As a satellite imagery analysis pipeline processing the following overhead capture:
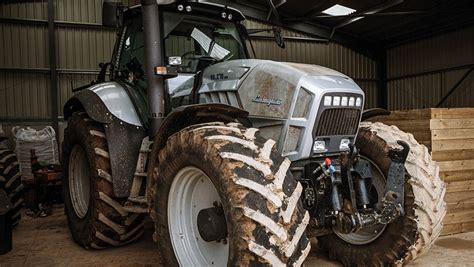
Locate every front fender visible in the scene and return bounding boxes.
[153,103,249,151]
[361,108,391,121]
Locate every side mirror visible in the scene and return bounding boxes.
[246,27,286,49]
[273,27,285,49]
[102,0,122,27]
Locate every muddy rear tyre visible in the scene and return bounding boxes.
[0,149,23,226]
[318,122,446,266]
[62,112,145,249]
[149,122,311,266]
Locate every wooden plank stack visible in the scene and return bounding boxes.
[370,108,474,236]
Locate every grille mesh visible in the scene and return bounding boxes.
[315,108,361,136]
[203,91,241,107]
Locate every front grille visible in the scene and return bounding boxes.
[315,108,361,136]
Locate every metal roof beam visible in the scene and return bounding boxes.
[385,16,474,47]
[209,0,380,59]
[314,8,474,19]
[329,0,404,38]
[300,0,341,21]
[360,0,467,40]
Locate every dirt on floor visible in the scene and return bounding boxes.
[1,205,474,267]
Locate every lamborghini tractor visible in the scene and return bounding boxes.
[61,0,446,265]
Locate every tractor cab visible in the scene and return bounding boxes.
[109,2,250,123]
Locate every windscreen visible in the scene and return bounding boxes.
[117,12,247,80]
[163,12,247,73]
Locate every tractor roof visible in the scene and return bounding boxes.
[128,1,246,22]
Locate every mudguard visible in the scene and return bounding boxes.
[63,82,142,126]
[64,82,145,198]
[153,103,249,152]
[361,108,391,121]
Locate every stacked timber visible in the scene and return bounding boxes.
[370,108,474,236]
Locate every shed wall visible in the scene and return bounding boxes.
[0,0,377,126]
[387,26,474,110]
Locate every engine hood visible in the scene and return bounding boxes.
[188,59,364,124]
[194,59,364,161]
[200,59,355,94]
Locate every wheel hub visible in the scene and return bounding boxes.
[197,206,228,242]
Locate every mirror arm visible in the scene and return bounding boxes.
[246,28,273,35]
[97,62,112,83]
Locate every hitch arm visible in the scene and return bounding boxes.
[374,140,410,224]
[332,141,411,233]
[384,140,410,206]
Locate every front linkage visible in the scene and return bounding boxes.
[303,141,410,235]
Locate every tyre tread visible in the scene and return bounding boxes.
[0,149,23,226]
[150,122,310,266]
[360,122,446,263]
[63,112,144,249]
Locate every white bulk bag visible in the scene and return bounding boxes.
[12,126,59,179]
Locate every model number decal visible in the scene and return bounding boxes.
[210,73,229,80]
[252,95,283,106]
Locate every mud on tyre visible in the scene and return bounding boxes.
[149,122,311,266]
[62,112,145,249]
[318,122,447,266]
[0,149,23,226]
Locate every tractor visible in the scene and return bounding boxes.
[61,0,446,265]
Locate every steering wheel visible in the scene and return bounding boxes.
[181,50,197,59]
[181,50,220,62]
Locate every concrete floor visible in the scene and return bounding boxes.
[1,206,474,267]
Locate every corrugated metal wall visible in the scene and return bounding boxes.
[0,0,139,124]
[0,0,377,125]
[387,26,474,110]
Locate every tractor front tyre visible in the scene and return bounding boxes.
[149,122,311,266]
[318,122,446,266]
[62,112,145,249]
[0,149,23,226]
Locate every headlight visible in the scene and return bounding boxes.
[339,139,351,151]
[323,95,361,107]
[349,97,355,106]
[324,96,332,106]
[313,140,327,153]
[341,96,348,106]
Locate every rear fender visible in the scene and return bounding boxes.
[63,82,145,198]
[63,82,142,126]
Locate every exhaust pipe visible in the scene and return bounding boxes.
[141,0,167,138]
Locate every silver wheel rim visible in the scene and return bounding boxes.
[69,145,91,219]
[334,156,388,245]
[168,166,229,266]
